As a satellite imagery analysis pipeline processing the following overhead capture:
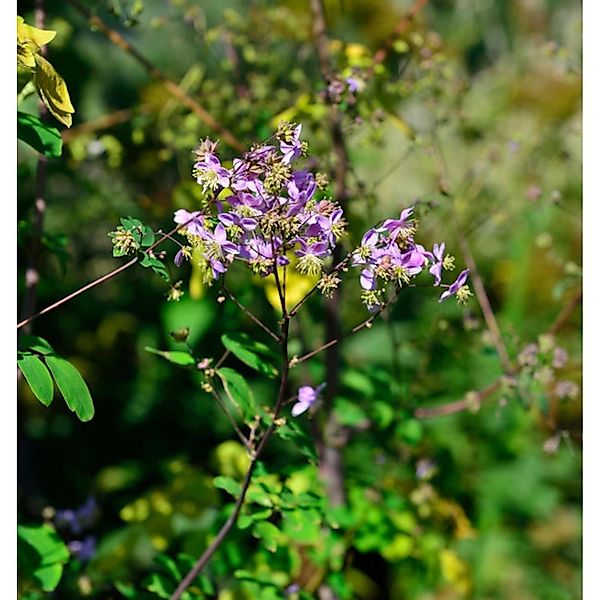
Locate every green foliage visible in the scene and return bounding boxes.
[216,367,257,422]
[17,1,581,599]
[17,524,70,593]
[17,111,62,158]
[18,335,94,422]
[221,332,279,378]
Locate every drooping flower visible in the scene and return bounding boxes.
[174,209,205,237]
[291,384,326,416]
[429,242,445,286]
[439,269,470,302]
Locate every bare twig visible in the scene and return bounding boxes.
[222,286,279,341]
[414,288,581,419]
[66,0,244,152]
[17,224,184,330]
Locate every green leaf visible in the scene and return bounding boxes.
[216,367,257,421]
[145,572,173,598]
[33,54,74,128]
[395,418,423,446]
[221,333,279,378]
[252,521,280,553]
[145,347,196,366]
[276,419,317,462]
[45,355,94,422]
[17,524,69,592]
[333,397,368,427]
[19,334,54,355]
[18,354,54,407]
[140,253,170,281]
[17,111,62,157]
[213,475,242,496]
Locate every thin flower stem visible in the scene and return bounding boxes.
[293,291,400,366]
[171,317,292,599]
[17,223,185,330]
[289,255,349,316]
[214,350,231,370]
[222,286,279,341]
[210,387,250,448]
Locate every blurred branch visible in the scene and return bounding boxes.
[19,0,49,336]
[61,105,151,143]
[457,232,514,374]
[372,0,430,65]
[310,0,351,510]
[414,288,581,419]
[66,0,244,152]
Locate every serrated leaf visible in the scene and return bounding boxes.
[216,367,256,421]
[17,111,62,158]
[213,475,242,496]
[18,354,54,407]
[145,347,196,366]
[33,54,74,128]
[221,333,278,378]
[45,356,94,422]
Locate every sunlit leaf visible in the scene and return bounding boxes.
[18,354,54,407]
[33,54,74,128]
[45,355,94,422]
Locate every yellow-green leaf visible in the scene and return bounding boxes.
[17,16,57,47]
[33,54,74,128]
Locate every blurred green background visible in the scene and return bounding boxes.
[17,1,581,598]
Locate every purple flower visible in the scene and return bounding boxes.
[55,497,97,536]
[381,206,414,242]
[291,384,325,416]
[345,77,361,93]
[439,269,470,302]
[195,155,231,191]
[202,223,239,278]
[174,209,205,237]
[429,242,445,285]
[280,124,303,165]
[218,211,258,231]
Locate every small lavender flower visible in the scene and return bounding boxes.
[429,242,445,286]
[195,154,231,192]
[280,124,303,165]
[439,269,470,302]
[291,384,325,416]
[174,209,205,237]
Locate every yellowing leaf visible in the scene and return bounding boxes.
[263,266,318,313]
[17,42,37,69]
[33,54,75,127]
[439,549,471,596]
[17,16,57,47]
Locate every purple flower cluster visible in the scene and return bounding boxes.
[352,207,470,310]
[173,122,470,309]
[173,123,346,286]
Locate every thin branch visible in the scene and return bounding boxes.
[17,224,184,330]
[61,106,150,143]
[222,286,279,341]
[414,288,582,419]
[66,0,244,152]
[210,387,249,448]
[171,317,292,599]
[372,0,430,66]
[457,232,514,374]
[293,291,399,366]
